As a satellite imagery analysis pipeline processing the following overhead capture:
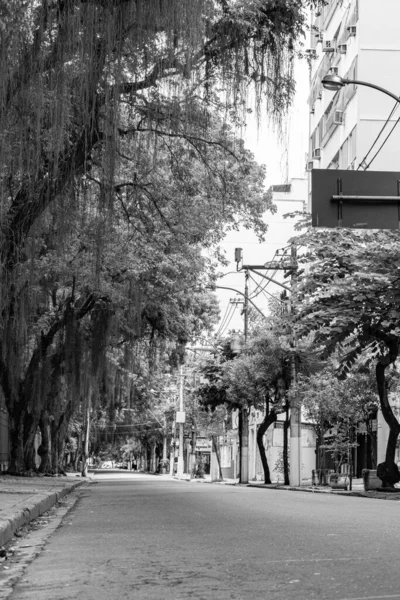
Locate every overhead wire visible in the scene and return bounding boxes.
[218,302,238,337]
[248,249,279,299]
[364,114,400,170]
[215,300,236,337]
[357,101,399,170]
[214,301,232,336]
[248,273,284,304]
[249,248,292,300]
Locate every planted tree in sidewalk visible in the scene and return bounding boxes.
[295,227,400,487]
[290,366,379,475]
[196,331,315,484]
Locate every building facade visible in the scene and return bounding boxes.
[308,0,400,197]
[308,0,400,474]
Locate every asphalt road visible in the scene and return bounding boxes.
[6,472,400,600]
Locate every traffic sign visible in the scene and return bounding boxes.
[312,169,400,229]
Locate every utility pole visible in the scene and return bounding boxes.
[289,243,302,487]
[234,248,292,485]
[176,365,185,478]
[169,417,176,476]
[240,269,250,484]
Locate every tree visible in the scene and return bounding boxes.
[196,330,315,484]
[290,366,379,474]
[295,227,400,487]
[0,0,320,473]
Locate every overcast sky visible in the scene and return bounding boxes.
[213,58,310,336]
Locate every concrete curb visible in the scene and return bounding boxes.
[247,484,347,494]
[0,480,85,547]
[246,483,400,500]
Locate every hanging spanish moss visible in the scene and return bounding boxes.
[0,0,317,472]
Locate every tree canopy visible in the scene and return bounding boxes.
[294,227,400,486]
[0,0,319,473]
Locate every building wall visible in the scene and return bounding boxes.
[308,0,400,182]
[308,0,400,467]
[248,417,317,483]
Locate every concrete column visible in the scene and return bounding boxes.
[177,366,185,478]
[240,409,249,483]
[290,405,302,486]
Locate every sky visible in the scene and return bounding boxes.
[213,58,310,336]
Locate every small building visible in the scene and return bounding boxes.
[248,409,317,484]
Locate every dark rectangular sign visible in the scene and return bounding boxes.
[312,169,400,229]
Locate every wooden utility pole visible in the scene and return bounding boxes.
[240,269,250,484]
[234,249,293,486]
[176,365,185,478]
[289,244,302,486]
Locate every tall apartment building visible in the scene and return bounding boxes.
[307,0,400,472]
[307,0,400,207]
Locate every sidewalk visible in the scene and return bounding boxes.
[0,473,88,547]
[195,475,400,500]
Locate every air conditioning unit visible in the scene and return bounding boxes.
[322,39,335,52]
[312,148,321,160]
[317,90,322,100]
[330,66,339,75]
[306,160,314,172]
[333,109,344,125]
[338,44,347,54]
[347,25,357,36]
[310,105,315,115]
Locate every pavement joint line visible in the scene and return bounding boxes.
[338,595,400,600]
[264,557,365,563]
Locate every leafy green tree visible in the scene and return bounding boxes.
[196,330,316,484]
[0,0,321,473]
[295,227,400,487]
[290,366,379,473]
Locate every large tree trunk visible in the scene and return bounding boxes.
[8,413,26,474]
[283,403,290,485]
[376,339,400,488]
[257,404,277,484]
[81,401,91,477]
[212,435,223,481]
[38,411,52,473]
[6,391,39,474]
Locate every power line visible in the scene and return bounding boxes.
[215,301,235,337]
[249,249,291,300]
[218,302,238,337]
[358,101,399,170]
[248,273,283,304]
[216,304,232,336]
[364,114,400,170]
[249,250,278,299]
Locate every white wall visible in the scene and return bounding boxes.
[249,421,316,483]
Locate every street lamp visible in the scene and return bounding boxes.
[321,74,400,104]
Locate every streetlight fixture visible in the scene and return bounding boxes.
[321,73,400,104]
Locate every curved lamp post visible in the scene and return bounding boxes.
[321,73,400,104]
